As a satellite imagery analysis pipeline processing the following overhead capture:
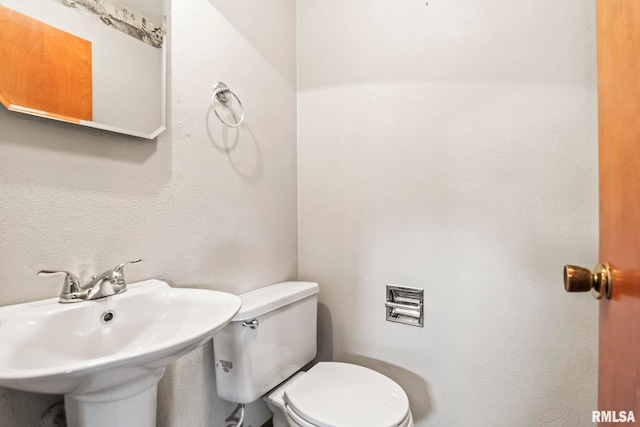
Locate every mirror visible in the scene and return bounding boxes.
[0,0,166,139]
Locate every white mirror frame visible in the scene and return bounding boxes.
[0,0,166,139]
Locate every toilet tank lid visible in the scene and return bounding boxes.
[232,281,319,321]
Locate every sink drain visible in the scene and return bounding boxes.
[101,310,116,324]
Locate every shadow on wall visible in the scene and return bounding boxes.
[206,106,264,184]
[0,106,158,162]
[315,303,335,363]
[0,388,62,426]
[315,303,432,423]
[296,2,596,91]
[0,103,171,196]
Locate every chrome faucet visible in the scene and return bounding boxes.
[38,259,142,303]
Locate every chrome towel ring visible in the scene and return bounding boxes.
[211,82,244,128]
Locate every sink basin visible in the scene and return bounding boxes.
[0,279,241,427]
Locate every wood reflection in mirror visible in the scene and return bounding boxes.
[0,4,92,123]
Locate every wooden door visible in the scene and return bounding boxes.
[597,0,640,423]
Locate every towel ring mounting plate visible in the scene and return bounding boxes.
[211,81,244,128]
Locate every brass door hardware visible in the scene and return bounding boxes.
[564,263,612,300]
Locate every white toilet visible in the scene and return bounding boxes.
[213,281,414,427]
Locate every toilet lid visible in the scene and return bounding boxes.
[283,362,410,427]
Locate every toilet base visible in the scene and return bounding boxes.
[264,372,306,427]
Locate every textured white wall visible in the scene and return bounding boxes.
[0,0,296,425]
[297,1,599,426]
[0,1,599,425]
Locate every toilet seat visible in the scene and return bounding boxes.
[285,405,322,427]
[282,362,410,427]
[285,404,413,427]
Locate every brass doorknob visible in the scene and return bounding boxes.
[563,263,612,299]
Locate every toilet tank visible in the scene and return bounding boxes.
[213,281,319,404]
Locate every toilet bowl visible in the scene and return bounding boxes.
[213,282,414,427]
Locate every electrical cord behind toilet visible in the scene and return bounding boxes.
[225,403,245,427]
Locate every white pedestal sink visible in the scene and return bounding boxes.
[0,279,241,427]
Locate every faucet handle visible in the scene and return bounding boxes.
[37,270,81,294]
[112,259,142,286]
[114,259,142,273]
